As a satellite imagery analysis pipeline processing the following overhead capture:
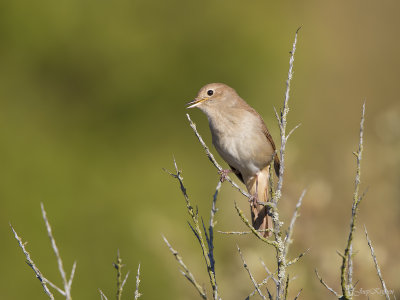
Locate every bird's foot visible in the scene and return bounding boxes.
[248,193,259,206]
[218,169,232,182]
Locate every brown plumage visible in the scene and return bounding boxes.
[187,83,280,237]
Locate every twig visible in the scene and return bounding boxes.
[69,261,77,290]
[237,245,266,300]
[270,26,301,299]
[284,189,307,256]
[247,274,274,299]
[340,102,366,298]
[10,225,56,300]
[274,26,301,197]
[293,288,303,300]
[41,202,72,300]
[286,123,302,141]
[162,236,207,299]
[364,226,391,300]
[217,230,253,235]
[99,289,109,300]
[234,201,278,247]
[113,250,132,300]
[315,269,340,297]
[260,259,278,286]
[286,248,310,267]
[134,263,142,300]
[164,159,219,299]
[121,271,130,290]
[217,230,271,235]
[207,180,222,293]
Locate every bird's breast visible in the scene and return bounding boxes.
[208,110,274,179]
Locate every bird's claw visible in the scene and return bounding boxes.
[249,193,259,206]
[218,169,232,182]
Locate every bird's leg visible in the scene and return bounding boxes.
[218,169,232,182]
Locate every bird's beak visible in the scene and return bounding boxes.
[186,97,209,109]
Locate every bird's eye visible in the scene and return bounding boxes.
[207,89,214,96]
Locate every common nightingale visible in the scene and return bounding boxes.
[187,83,280,238]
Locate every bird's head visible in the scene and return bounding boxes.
[186,83,239,113]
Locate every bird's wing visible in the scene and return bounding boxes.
[242,104,280,176]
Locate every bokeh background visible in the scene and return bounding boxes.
[1,0,399,299]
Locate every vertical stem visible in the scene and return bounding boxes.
[273,27,300,300]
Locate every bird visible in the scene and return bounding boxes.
[187,83,280,238]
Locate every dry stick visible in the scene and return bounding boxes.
[340,102,366,299]
[286,248,310,267]
[237,245,266,300]
[293,289,303,300]
[364,226,391,300]
[234,201,278,247]
[315,269,340,297]
[206,180,222,300]
[284,189,307,257]
[99,289,109,300]
[113,250,125,300]
[134,263,142,300]
[162,236,207,299]
[41,202,72,300]
[164,159,220,299]
[217,230,253,235]
[10,225,56,300]
[260,259,279,287]
[217,230,270,235]
[315,103,367,299]
[247,274,274,299]
[121,271,130,292]
[69,262,77,291]
[270,27,301,300]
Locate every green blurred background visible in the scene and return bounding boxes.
[1,0,399,299]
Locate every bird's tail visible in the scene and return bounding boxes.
[246,166,272,238]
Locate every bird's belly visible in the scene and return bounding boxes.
[213,131,270,178]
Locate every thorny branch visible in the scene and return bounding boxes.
[163,235,207,299]
[364,226,391,300]
[12,203,76,300]
[340,102,365,299]
[164,159,221,300]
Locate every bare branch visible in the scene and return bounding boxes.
[284,189,307,255]
[286,248,310,267]
[162,235,207,299]
[134,263,142,300]
[315,269,340,298]
[286,123,302,140]
[237,245,266,300]
[10,224,55,300]
[99,289,108,300]
[247,274,274,299]
[293,288,303,300]
[275,26,301,196]
[364,226,391,300]
[340,102,366,298]
[234,201,278,247]
[41,203,72,300]
[68,261,77,289]
[260,259,278,286]
[121,271,130,290]
[217,230,270,235]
